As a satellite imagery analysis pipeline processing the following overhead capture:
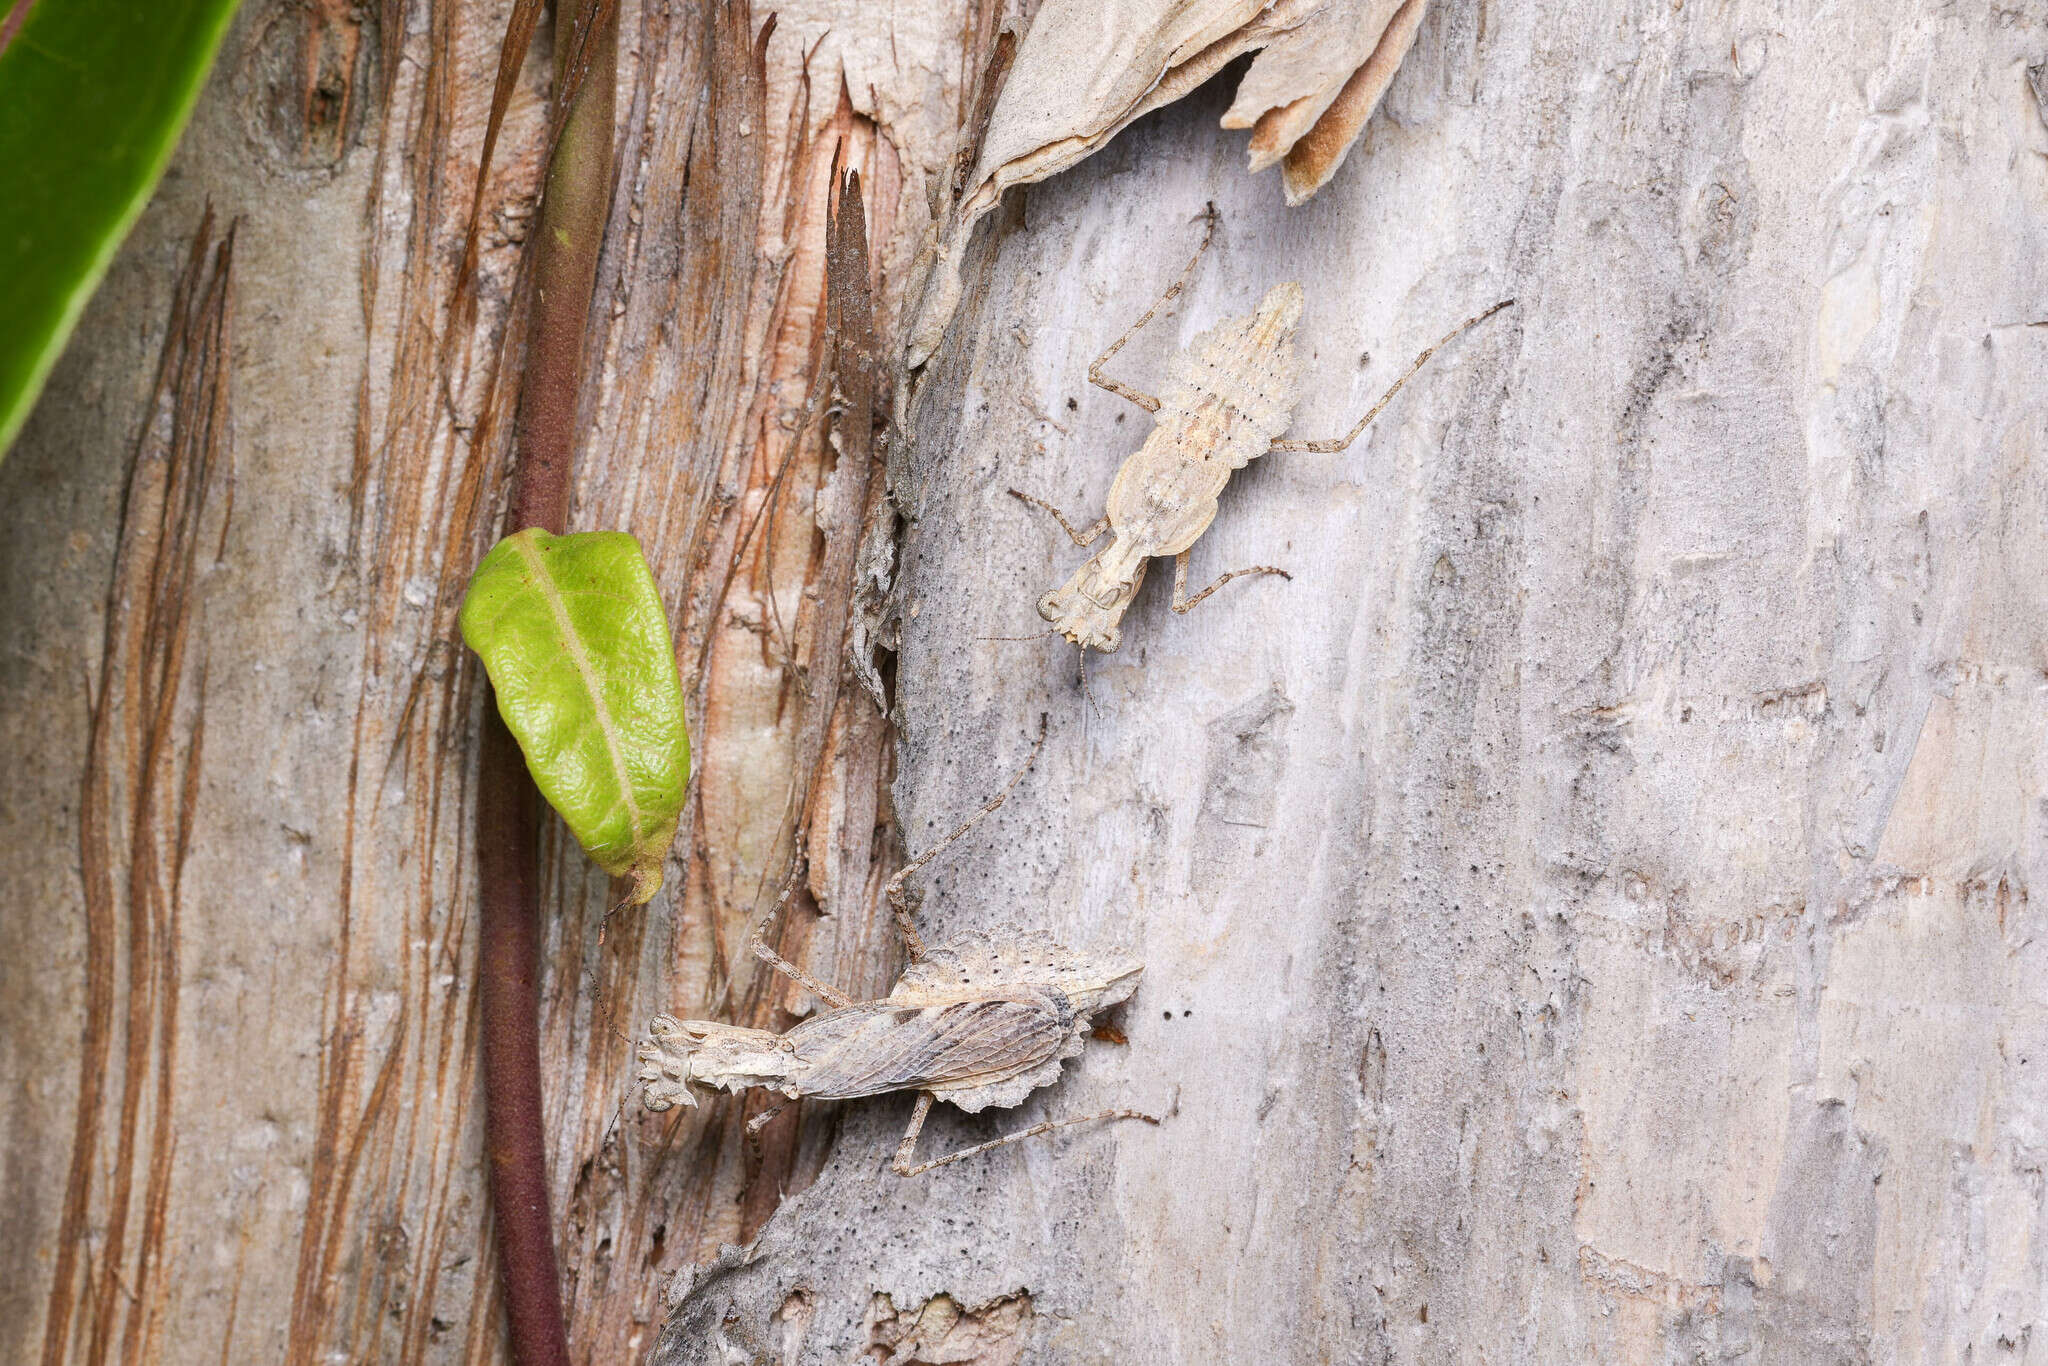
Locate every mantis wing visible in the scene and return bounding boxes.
[788,994,1070,1108]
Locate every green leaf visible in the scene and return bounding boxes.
[0,0,245,459]
[460,530,690,903]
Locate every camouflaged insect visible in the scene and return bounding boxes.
[637,729,1155,1176]
[1016,209,1512,653]
[643,931,1137,1104]
[640,935,1147,1176]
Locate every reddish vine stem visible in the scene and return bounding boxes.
[474,1,617,1362]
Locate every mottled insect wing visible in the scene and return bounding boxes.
[890,930,1142,1012]
[787,994,1070,1110]
[891,934,1060,1001]
[880,932,1145,1112]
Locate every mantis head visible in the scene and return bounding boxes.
[1037,540,1148,653]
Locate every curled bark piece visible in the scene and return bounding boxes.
[1225,0,1407,173]
[905,0,1427,368]
[1277,0,1427,203]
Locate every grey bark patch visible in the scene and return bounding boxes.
[1757,1101,1881,1363]
[1192,686,1295,892]
[1715,1255,1763,1361]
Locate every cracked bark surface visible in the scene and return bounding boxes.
[2,1,2045,1363]
[658,5,2048,1362]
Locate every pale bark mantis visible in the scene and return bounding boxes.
[1014,207,1514,652]
[636,727,1157,1175]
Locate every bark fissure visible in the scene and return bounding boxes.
[40,211,235,1366]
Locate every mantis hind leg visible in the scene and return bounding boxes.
[891,1091,1159,1177]
[1087,203,1219,414]
[1170,550,1291,614]
[749,850,856,1009]
[1272,298,1516,454]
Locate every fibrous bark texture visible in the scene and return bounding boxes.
[1,0,1006,1360]
[1,2,2044,1365]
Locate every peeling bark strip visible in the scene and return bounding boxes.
[41,210,235,1366]
[727,166,896,1236]
[647,59,916,1259]
[905,0,1430,367]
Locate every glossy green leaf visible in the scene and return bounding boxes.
[0,0,245,458]
[460,529,690,903]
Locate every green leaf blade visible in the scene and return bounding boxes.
[460,530,690,903]
[0,0,246,458]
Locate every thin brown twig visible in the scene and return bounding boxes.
[472,1,618,1363]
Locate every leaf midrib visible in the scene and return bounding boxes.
[515,534,647,852]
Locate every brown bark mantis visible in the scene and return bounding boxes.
[636,727,1157,1176]
[1013,207,1514,652]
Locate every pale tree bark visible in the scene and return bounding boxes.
[2,3,2045,1366]
[659,3,2048,1361]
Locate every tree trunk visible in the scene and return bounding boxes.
[4,2,2044,1365]
[1,0,994,1359]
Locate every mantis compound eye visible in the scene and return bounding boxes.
[1037,591,1060,623]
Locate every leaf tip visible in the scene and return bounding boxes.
[625,859,664,905]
